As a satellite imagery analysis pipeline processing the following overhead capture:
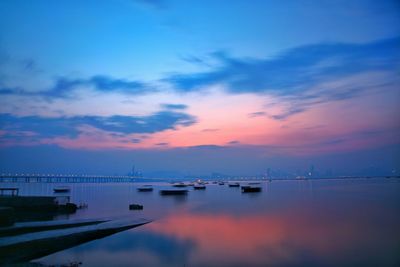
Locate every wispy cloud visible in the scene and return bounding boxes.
[269,107,306,121]
[228,140,240,145]
[165,37,400,120]
[0,75,153,99]
[179,55,212,67]
[167,37,399,95]
[0,110,197,145]
[155,142,169,146]
[248,111,266,118]
[161,103,188,110]
[50,75,150,97]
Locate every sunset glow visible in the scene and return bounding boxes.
[0,0,399,176]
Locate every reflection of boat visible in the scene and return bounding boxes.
[241,186,261,193]
[53,187,70,193]
[228,183,240,187]
[160,189,188,195]
[194,185,206,190]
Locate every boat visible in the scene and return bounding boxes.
[172,183,187,188]
[193,185,206,190]
[53,187,70,193]
[137,187,153,192]
[218,182,225,185]
[241,186,262,193]
[248,182,261,185]
[159,189,188,195]
[228,183,240,187]
[129,204,143,210]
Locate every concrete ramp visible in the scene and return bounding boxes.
[0,218,109,237]
[0,218,151,264]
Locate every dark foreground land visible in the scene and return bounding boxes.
[0,218,151,265]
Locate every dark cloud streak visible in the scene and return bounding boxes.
[0,110,197,142]
[0,75,154,99]
[161,103,188,110]
[167,37,399,95]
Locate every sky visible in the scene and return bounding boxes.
[0,0,399,177]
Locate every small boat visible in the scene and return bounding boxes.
[193,185,206,190]
[228,183,240,187]
[137,187,153,192]
[241,186,262,193]
[248,182,261,185]
[129,204,143,210]
[218,182,225,185]
[172,183,187,188]
[53,187,70,193]
[159,189,188,195]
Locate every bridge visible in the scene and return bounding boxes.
[0,173,136,183]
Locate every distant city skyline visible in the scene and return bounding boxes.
[0,0,399,176]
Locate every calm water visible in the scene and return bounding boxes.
[3,178,400,267]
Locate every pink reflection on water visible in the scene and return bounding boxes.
[146,207,397,266]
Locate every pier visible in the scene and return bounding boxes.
[0,173,136,183]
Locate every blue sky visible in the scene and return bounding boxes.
[0,0,399,176]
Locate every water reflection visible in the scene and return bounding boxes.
[146,209,399,267]
[159,194,188,204]
[12,179,398,267]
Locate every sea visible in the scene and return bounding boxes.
[2,178,399,267]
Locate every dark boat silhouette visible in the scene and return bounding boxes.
[137,186,153,192]
[172,183,187,188]
[159,189,188,195]
[53,187,70,193]
[241,186,261,193]
[193,185,206,190]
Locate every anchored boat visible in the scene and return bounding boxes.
[172,183,187,188]
[241,186,262,193]
[159,189,188,195]
[193,185,206,190]
[53,187,70,193]
[137,185,153,192]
